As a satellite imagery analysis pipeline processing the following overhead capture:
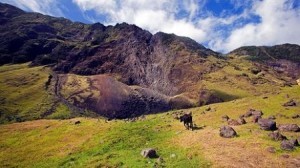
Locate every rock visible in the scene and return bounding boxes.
[281,154,290,158]
[257,119,277,131]
[141,148,158,158]
[74,121,81,125]
[222,115,229,121]
[268,115,276,120]
[244,109,254,117]
[268,131,287,141]
[237,118,246,125]
[252,110,263,117]
[281,140,295,151]
[291,114,300,119]
[219,126,237,138]
[283,99,297,107]
[244,109,263,118]
[228,119,240,126]
[290,139,299,146]
[266,146,276,153]
[252,115,262,123]
[278,124,300,132]
[206,106,211,111]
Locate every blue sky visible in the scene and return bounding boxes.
[1,0,300,52]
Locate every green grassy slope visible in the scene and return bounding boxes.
[0,63,75,124]
[0,86,299,167]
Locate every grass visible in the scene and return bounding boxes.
[0,85,299,167]
[0,63,82,123]
[0,59,300,167]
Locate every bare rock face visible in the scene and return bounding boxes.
[268,131,287,141]
[257,119,277,131]
[278,124,300,132]
[141,148,158,158]
[220,126,237,138]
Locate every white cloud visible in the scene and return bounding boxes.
[72,0,209,42]
[1,0,64,17]
[211,0,300,52]
[1,0,300,53]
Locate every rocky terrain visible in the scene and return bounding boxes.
[0,3,300,168]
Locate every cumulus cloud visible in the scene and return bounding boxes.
[211,0,300,52]
[1,0,64,17]
[72,0,209,42]
[1,0,299,53]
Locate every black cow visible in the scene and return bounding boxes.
[179,113,193,130]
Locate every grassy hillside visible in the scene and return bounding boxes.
[0,86,299,167]
[0,63,85,124]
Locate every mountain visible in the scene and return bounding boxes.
[228,44,300,79]
[0,3,300,120]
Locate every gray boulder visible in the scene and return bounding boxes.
[268,131,287,141]
[281,140,295,151]
[257,119,277,130]
[220,126,237,138]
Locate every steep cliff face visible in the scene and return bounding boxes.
[0,3,224,118]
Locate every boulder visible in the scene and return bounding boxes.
[290,139,299,146]
[283,99,297,107]
[252,110,263,117]
[252,115,262,123]
[244,109,263,117]
[281,140,295,151]
[222,115,229,121]
[237,118,246,125]
[268,131,287,141]
[228,119,240,126]
[257,119,277,131]
[219,126,237,138]
[278,124,300,132]
[141,148,158,158]
[244,110,253,117]
[266,146,276,153]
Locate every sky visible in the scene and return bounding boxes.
[1,0,300,53]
